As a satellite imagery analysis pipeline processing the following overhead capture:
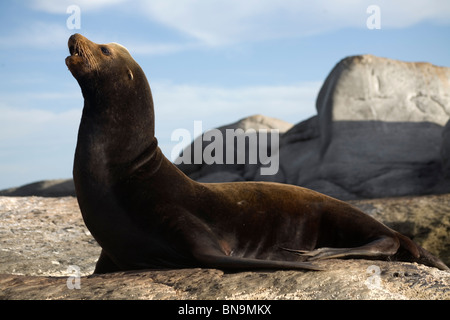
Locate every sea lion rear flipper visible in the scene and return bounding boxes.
[281,236,399,261]
[395,232,450,271]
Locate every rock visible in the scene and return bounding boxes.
[0,196,99,277]
[297,120,446,199]
[0,179,76,197]
[1,261,449,300]
[317,55,450,126]
[175,114,293,182]
[254,55,450,199]
[441,120,450,178]
[309,55,450,199]
[351,194,450,267]
[0,194,449,300]
[174,55,450,200]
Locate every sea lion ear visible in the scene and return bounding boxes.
[127,69,133,81]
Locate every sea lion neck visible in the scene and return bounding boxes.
[76,76,157,175]
[69,34,158,178]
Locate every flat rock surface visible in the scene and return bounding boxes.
[0,195,449,300]
[1,261,449,300]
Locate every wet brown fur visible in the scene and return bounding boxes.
[66,34,449,273]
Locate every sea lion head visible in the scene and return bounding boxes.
[65,33,142,98]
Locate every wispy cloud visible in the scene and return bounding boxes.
[153,81,321,124]
[30,0,128,14]
[25,0,450,55]
[137,0,450,46]
[29,0,450,50]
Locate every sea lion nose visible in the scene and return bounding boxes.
[69,33,84,41]
[68,33,91,49]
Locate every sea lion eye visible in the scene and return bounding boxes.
[101,47,111,56]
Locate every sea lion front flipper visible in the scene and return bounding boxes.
[281,236,400,261]
[93,249,122,274]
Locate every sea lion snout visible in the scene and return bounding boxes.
[67,33,86,57]
[66,33,99,75]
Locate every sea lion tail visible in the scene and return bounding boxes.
[395,232,449,271]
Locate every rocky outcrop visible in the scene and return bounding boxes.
[0,179,75,198]
[2,261,449,300]
[304,55,450,199]
[0,194,449,300]
[175,114,293,183]
[178,55,450,200]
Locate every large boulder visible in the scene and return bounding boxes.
[308,54,450,199]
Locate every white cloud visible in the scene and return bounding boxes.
[26,0,450,53]
[137,0,450,46]
[153,81,321,122]
[30,0,127,14]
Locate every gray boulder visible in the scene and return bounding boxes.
[175,114,293,182]
[308,54,450,199]
[441,120,450,178]
[0,179,76,197]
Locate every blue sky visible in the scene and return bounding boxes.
[0,0,449,190]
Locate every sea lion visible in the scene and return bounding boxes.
[66,33,449,273]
